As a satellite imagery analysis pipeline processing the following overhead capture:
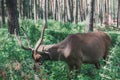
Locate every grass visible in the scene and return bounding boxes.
[0,19,120,80]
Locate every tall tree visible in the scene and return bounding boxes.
[34,0,37,21]
[67,0,74,22]
[85,0,95,32]
[117,0,120,27]
[79,0,84,21]
[74,0,78,24]
[104,0,110,28]
[99,0,104,25]
[53,0,58,20]
[6,0,19,34]
[43,0,48,27]
[23,0,26,18]
[63,0,67,23]
[1,0,5,26]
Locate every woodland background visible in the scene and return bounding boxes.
[0,0,120,80]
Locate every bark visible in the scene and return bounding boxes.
[74,0,78,24]
[6,0,19,34]
[18,0,22,17]
[104,0,109,28]
[117,0,120,27]
[99,0,103,25]
[29,0,32,18]
[43,0,48,27]
[67,0,73,22]
[34,0,37,21]
[85,0,95,32]
[79,0,84,21]
[63,0,67,23]
[1,0,5,26]
[23,0,26,18]
[58,0,61,21]
[53,0,58,20]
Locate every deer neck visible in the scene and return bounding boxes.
[44,44,65,61]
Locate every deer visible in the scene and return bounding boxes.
[14,25,111,78]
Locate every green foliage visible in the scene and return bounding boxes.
[0,20,120,80]
[99,33,120,80]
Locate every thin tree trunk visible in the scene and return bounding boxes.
[18,0,22,18]
[74,0,78,24]
[29,0,32,19]
[113,0,116,25]
[53,0,58,20]
[79,0,84,21]
[99,0,103,25]
[104,0,109,28]
[63,0,67,23]
[43,0,48,27]
[67,0,73,22]
[23,0,26,18]
[85,0,95,32]
[78,0,80,22]
[117,0,120,27]
[34,0,37,21]
[1,0,5,26]
[58,0,61,21]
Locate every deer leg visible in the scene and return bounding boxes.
[68,65,74,79]
[68,61,82,79]
[103,49,109,64]
[94,62,100,69]
[103,54,109,64]
[75,63,82,74]
[73,62,82,79]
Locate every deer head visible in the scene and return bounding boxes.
[14,25,49,65]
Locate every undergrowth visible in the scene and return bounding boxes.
[0,19,120,80]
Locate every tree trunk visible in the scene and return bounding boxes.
[104,0,109,28]
[117,0,120,27]
[67,0,73,22]
[18,0,21,18]
[74,0,78,24]
[1,0,5,26]
[23,0,27,19]
[79,0,84,21]
[43,0,48,27]
[6,0,19,34]
[58,0,61,21]
[85,0,95,32]
[53,0,58,20]
[63,0,67,23]
[113,0,116,25]
[29,0,32,19]
[99,0,103,26]
[34,0,37,21]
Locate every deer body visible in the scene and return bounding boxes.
[34,31,111,71]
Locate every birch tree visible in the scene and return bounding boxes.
[85,0,95,32]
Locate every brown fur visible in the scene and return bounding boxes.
[33,31,111,73]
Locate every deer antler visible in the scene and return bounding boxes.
[14,28,33,50]
[34,24,47,52]
[34,0,48,52]
[21,27,32,49]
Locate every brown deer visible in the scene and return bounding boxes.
[15,26,111,76]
